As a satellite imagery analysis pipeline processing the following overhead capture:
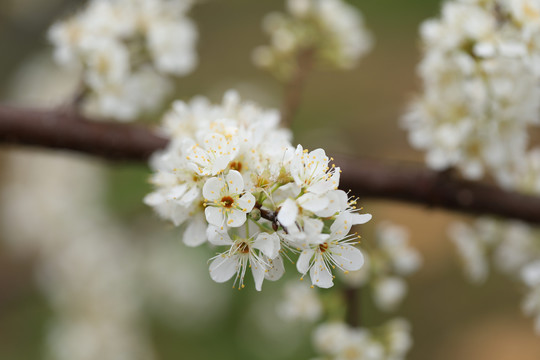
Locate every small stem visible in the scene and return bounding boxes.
[344,286,360,327]
[280,47,315,128]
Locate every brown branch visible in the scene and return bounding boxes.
[1,105,540,224]
[280,48,315,128]
[0,105,167,161]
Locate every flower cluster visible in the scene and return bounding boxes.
[449,218,539,283]
[145,90,371,290]
[312,319,413,360]
[252,0,373,80]
[48,0,197,120]
[341,222,422,312]
[402,0,540,188]
[449,217,540,333]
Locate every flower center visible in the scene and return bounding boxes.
[237,241,250,254]
[230,161,243,172]
[319,242,329,253]
[221,196,235,208]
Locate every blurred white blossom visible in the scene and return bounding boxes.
[521,261,540,335]
[312,318,413,360]
[403,0,540,188]
[449,217,540,334]
[341,222,421,312]
[276,281,323,322]
[48,0,198,121]
[253,0,373,80]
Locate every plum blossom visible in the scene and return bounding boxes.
[146,91,371,289]
[203,170,256,228]
[48,0,198,120]
[296,213,366,288]
[312,319,413,360]
[403,0,540,189]
[253,0,373,80]
[208,230,284,291]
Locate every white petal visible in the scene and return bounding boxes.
[237,192,256,213]
[226,208,247,227]
[310,148,328,165]
[265,256,285,281]
[205,206,225,227]
[297,249,315,274]
[166,184,188,200]
[330,212,353,238]
[277,198,298,227]
[331,245,365,271]
[298,193,329,212]
[180,186,200,206]
[250,255,265,291]
[209,254,238,283]
[203,177,225,201]
[226,170,244,194]
[314,190,348,217]
[253,232,281,259]
[310,256,333,288]
[183,214,207,247]
[206,225,233,245]
[144,192,164,206]
[303,218,324,237]
[212,155,232,175]
[351,213,372,225]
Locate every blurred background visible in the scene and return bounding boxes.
[0,0,539,359]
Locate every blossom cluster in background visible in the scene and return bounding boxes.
[403,0,540,188]
[252,0,373,80]
[341,222,422,312]
[449,218,540,334]
[145,90,372,290]
[48,0,198,120]
[312,319,412,360]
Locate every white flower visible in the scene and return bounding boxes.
[296,213,366,288]
[312,321,386,359]
[85,66,172,121]
[373,276,407,312]
[254,0,373,79]
[48,0,198,121]
[384,318,413,360]
[208,231,284,291]
[291,145,340,194]
[521,261,540,335]
[145,90,372,291]
[147,19,197,76]
[312,322,350,355]
[203,170,255,228]
[276,281,322,322]
[449,221,490,283]
[403,0,540,188]
[522,261,540,287]
[184,133,240,176]
[377,222,422,276]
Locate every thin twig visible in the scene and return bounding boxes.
[344,287,360,327]
[280,48,315,128]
